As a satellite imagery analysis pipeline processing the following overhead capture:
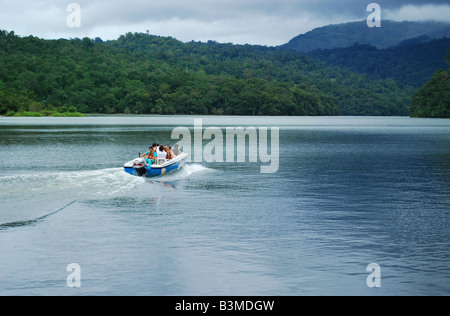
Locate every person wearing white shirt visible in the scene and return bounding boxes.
[157,145,167,160]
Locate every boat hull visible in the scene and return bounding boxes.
[124,153,188,178]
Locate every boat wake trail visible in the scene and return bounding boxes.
[149,163,214,183]
[184,164,213,176]
[0,168,145,225]
[0,200,77,231]
[0,165,211,226]
[0,168,145,199]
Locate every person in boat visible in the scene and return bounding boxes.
[169,146,176,158]
[152,143,159,158]
[173,144,181,156]
[141,147,152,158]
[141,143,159,158]
[145,148,156,165]
[157,145,167,160]
[164,146,174,160]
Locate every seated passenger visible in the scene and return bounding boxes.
[150,143,159,158]
[141,147,152,158]
[157,145,167,160]
[165,146,174,160]
[145,148,156,165]
[141,143,159,158]
[173,144,181,156]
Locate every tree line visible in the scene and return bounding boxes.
[0,30,416,117]
[410,52,450,118]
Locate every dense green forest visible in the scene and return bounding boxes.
[0,84,84,117]
[410,52,450,118]
[308,38,450,88]
[0,30,416,116]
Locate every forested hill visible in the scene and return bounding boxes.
[0,30,415,116]
[410,53,450,118]
[307,37,450,88]
[282,20,450,53]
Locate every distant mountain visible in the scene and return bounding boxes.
[282,20,450,53]
[307,37,450,88]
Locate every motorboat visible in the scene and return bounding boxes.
[124,152,188,178]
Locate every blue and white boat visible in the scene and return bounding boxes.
[124,152,188,178]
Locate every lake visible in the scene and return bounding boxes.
[0,115,449,296]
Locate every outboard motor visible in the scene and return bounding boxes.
[133,158,147,177]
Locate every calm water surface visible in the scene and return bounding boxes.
[0,116,449,295]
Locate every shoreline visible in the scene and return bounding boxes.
[1,112,448,119]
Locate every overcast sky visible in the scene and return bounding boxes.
[1,0,449,45]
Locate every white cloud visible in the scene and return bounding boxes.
[85,14,353,46]
[384,4,450,22]
[0,1,448,45]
